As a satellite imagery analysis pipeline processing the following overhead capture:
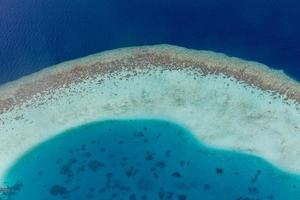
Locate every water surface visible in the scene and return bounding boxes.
[1,0,300,84]
[2,120,300,199]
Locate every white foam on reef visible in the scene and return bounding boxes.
[0,44,300,182]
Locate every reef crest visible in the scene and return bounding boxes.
[0,44,299,181]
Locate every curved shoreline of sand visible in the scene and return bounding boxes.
[0,44,300,181]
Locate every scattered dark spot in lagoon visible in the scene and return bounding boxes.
[2,119,300,199]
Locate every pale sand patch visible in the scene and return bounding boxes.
[0,44,299,182]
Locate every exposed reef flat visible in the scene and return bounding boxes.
[0,44,300,181]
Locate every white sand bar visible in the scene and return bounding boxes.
[0,45,300,181]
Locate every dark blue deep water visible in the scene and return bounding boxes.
[2,120,300,200]
[0,0,300,84]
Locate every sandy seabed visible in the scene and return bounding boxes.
[0,44,299,182]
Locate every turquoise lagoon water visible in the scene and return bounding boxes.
[2,119,300,200]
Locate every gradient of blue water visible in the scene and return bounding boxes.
[0,0,300,84]
[3,120,300,199]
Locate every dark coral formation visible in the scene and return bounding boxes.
[1,45,300,115]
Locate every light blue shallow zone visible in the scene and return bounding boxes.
[2,119,300,200]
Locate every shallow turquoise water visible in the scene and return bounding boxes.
[2,119,300,199]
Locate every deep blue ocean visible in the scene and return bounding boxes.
[0,0,300,84]
[3,120,300,200]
